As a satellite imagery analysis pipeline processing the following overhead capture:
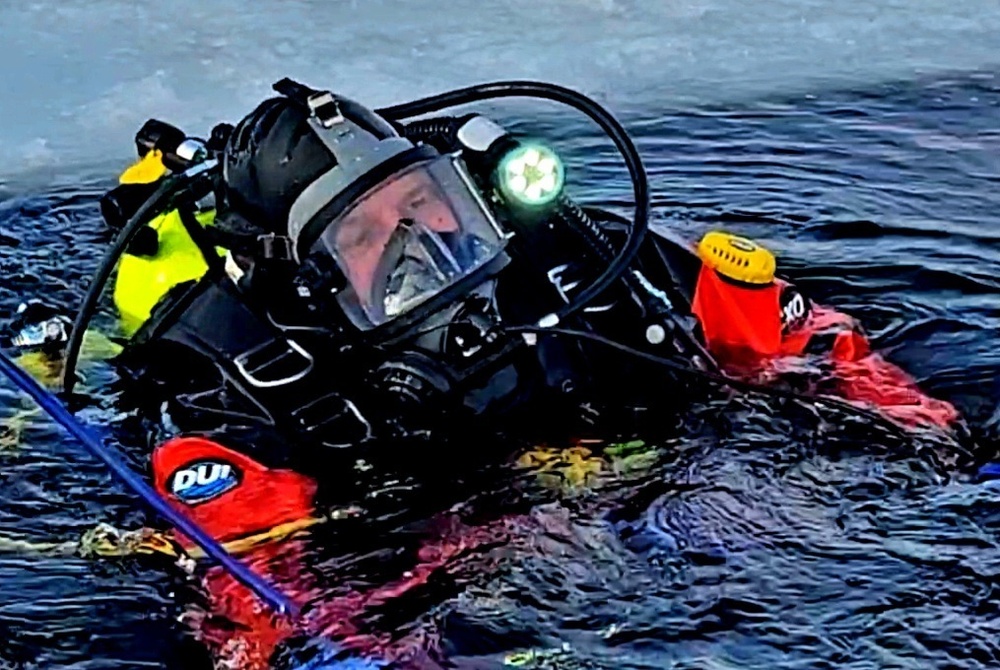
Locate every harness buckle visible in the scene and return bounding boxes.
[257,233,294,261]
[233,338,314,388]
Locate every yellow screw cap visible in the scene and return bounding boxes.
[696,231,776,285]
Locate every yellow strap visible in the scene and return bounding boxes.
[119,150,168,185]
[184,517,327,559]
[0,534,78,556]
[517,446,605,488]
[81,510,353,561]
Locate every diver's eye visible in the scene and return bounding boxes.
[399,183,432,212]
[339,225,376,256]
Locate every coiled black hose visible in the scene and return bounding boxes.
[397,116,469,143]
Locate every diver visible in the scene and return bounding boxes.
[10,76,960,669]
[75,78,709,466]
[58,77,957,465]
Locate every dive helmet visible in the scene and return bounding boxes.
[219,79,508,333]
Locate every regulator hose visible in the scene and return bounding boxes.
[505,324,974,463]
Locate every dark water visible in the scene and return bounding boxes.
[2,71,1000,669]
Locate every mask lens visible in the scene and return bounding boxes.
[315,157,506,329]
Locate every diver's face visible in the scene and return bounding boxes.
[334,169,460,302]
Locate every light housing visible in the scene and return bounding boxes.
[496,143,564,207]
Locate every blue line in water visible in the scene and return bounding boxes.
[0,349,299,617]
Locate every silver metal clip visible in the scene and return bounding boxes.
[257,232,294,260]
[307,91,344,128]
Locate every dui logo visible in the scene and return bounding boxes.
[168,460,241,504]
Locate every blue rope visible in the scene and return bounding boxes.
[0,349,298,617]
[286,638,387,669]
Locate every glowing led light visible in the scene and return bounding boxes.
[497,143,564,206]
